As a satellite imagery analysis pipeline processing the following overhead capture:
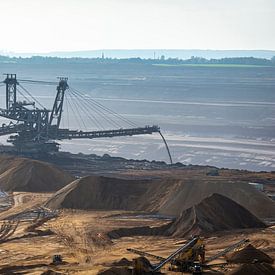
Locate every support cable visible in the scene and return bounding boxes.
[70,94,90,131]
[69,89,121,129]
[67,88,103,130]
[69,89,122,129]
[71,87,138,127]
[16,87,35,106]
[71,90,118,130]
[67,92,88,130]
[18,84,46,109]
[69,89,124,128]
[64,93,70,129]
[73,87,137,127]
[66,93,84,131]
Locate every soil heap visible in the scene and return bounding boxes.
[45,175,149,210]
[45,175,275,219]
[140,179,275,219]
[112,258,132,267]
[227,244,273,264]
[166,194,265,237]
[100,193,266,239]
[227,263,275,275]
[0,155,73,192]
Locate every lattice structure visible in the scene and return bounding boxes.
[0,74,172,162]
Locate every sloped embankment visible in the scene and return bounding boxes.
[45,175,149,210]
[107,194,266,239]
[226,244,273,264]
[140,179,275,219]
[45,175,275,220]
[165,193,266,238]
[227,263,275,275]
[0,155,74,192]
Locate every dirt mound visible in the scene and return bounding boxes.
[140,179,275,219]
[227,244,273,264]
[107,194,265,239]
[132,257,153,272]
[166,194,266,237]
[0,155,73,192]
[45,175,275,219]
[45,175,149,210]
[112,258,132,267]
[227,263,275,275]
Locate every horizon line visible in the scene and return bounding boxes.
[1,48,275,55]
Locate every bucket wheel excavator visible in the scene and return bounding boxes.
[0,74,171,159]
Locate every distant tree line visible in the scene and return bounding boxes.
[0,55,274,66]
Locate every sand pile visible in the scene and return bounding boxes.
[45,175,149,210]
[107,194,265,239]
[227,244,273,264]
[140,179,275,219]
[112,258,132,267]
[166,194,265,237]
[0,155,73,192]
[227,263,275,275]
[45,175,275,219]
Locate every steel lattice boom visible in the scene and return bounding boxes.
[0,74,162,155]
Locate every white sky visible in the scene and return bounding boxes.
[0,0,274,53]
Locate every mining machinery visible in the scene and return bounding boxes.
[128,237,249,274]
[0,74,163,155]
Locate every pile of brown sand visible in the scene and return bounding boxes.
[45,175,149,210]
[140,179,275,219]
[227,263,275,275]
[112,258,132,267]
[166,194,266,237]
[45,175,275,219]
[107,194,266,239]
[227,244,273,264]
[0,155,73,192]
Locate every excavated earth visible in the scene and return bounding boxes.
[44,175,150,210]
[227,263,275,275]
[0,154,274,274]
[0,155,74,192]
[165,194,266,238]
[45,175,275,220]
[107,193,266,239]
[226,244,274,264]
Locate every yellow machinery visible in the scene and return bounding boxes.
[128,237,249,274]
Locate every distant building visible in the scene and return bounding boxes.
[249,182,264,192]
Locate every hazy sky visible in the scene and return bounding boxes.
[0,0,274,53]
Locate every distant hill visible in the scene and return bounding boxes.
[0,54,274,66]
[2,49,275,59]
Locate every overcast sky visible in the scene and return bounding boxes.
[0,0,274,53]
